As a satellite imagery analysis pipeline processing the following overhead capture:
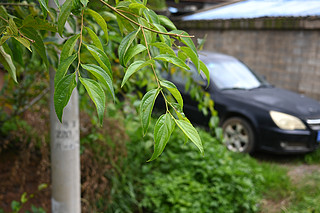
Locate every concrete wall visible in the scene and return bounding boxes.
[177,18,320,100]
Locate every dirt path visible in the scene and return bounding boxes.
[286,164,320,184]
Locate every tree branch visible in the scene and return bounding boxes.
[0,3,33,7]
[98,0,194,38]
[17,87,49,115]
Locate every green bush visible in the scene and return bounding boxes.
[107,117,264,213]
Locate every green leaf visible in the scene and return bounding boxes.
[180,46,200,71]
[148,113,175,161]
[85,27,103,50]
[159,15,177,30]
[123,44,147,66]
[153,24,171,47]
[54,73,77,122]
[54,54,77,87]
[140,88,161,135]
[58,0,73,36]
[115,14,125,36]
[118,30,139,67]
[0,36,10,46]
[143,9,159,24]
[84,44,112,78]
[37,0,49,15]
[0,27,6,36]
[86,8,109,42]
[22,16,56,32]
[38,183,48,191]
[160,80,183,110]
[0,46,17,83]
[138,18,154,44]
[13,37,32,52]
[116,1,131,8]
[60,34,80,62]
[150,42,175,56]
[10,38,24,66]
[8,18,18,36]
[129,2,148,11]
[81,64,115,101]
[80,77,106,125]
[0,6,9,20]
[121,60,154,87]
[154,54,190,70]
[54,0,60,9]
[200,60,210,87]
[177,50,188,62]
[21,192,28,204]
[11,201,21,211]
[80,0,89,7]
[175,119,204,154]
[100,11,117,21]
[170,30,198,57]
[20,27,49,68]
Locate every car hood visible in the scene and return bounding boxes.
[222,87,320,118]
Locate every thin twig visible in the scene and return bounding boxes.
[141,26,160,88]
[0,16,35,43]
[17,87,50,115]
[0,3,33,7]
[76,9,84,77]
[141,26,172,113]
[18,31,35,43]
[98,0,194,38]
[0,16,7,23]
[117,9,139,18]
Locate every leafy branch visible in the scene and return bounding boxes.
[0,0,209,161]
[98,0,194,38]
[0,16,35,44]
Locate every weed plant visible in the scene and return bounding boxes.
[304,148,320,164]
[106,116,265,213]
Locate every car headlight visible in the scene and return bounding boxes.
[269,111,306,130]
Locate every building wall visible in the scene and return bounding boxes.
[177,18,320,100]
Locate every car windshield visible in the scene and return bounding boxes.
[207,60,268,90]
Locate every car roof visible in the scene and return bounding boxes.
[198,51,239,64]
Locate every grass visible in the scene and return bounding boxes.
[284,170,320,213]
[304,148,320,164]
[251,150,320,213]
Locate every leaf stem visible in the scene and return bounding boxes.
[141,26,160,87]
[98,0,194,38]
[0,3,33,7]
[76,9,85,77]
[117,9,139,18]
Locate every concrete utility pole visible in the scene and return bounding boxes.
[49,0,81,212]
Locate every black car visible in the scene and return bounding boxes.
[163,51,320,153]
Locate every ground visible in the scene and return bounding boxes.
[0,149,51,212]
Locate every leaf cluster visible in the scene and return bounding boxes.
[0,0,212,160]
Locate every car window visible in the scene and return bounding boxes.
[207,60,263,90]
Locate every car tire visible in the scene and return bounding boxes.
[222,117,255,153]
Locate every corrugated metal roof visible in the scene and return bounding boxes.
[182,0,320,20]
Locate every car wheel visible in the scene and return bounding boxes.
[222,117,255,153]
